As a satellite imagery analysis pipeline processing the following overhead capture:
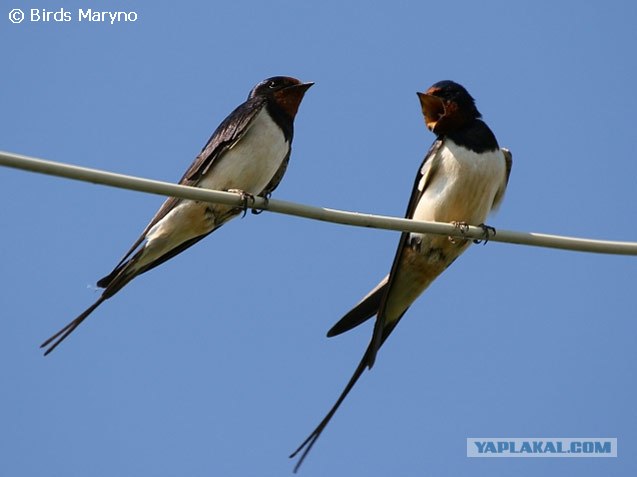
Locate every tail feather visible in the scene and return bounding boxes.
[42,231,214,356]
[289,346,370,472]
[40,296,107,356]
[41,264,137,356]
[290,321,399,471]
[326,278,387,338]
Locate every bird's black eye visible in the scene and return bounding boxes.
[268,81,278,89]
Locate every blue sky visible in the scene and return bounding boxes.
[2,1,636,476]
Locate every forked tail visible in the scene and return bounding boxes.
[289,345,371,472]
[40,296,106,356]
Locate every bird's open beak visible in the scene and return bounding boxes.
[417,92,446,132]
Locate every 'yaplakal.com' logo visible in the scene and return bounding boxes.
[467,438,617,458]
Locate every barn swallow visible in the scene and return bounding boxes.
[40,76,313,356]
[290,80,512,470]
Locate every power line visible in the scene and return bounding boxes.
[1,149,636,256]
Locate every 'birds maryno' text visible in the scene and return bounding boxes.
[27,8,138,24]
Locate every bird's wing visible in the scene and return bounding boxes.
[366,138,445,367]
[260,148,291,197]
[326,275,388,337]
[324,139,445,347]
[491,147,513,211]
[97,97,267,288]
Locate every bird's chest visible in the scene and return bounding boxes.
[414,143,505,225]
[198,109,289,194]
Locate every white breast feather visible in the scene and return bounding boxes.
[413,141,507,225]
[198,108,289,193]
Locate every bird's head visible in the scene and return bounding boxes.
[417,80,481,135]
[250,76,314,118]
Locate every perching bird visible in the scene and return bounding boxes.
[290,80,512,471]
[41,76,313,356]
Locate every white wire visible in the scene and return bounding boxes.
[1,149,636,256]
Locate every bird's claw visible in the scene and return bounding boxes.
[251,192,271,215]
[473,223,496,245]
[449,221,469,244]
[227,189,256,218]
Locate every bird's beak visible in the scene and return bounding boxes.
[417,92,446,132]
[289,81,314,92]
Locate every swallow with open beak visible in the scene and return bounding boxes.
[290,80,512,470]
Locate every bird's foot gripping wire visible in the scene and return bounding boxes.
[251,192,271,215]
[449,221,469,244]
[227,189,257,218]
[227,189,270,216]
[473,223,496,245]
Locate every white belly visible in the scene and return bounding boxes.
[198,107,289,194]
[136,108,289,271]
[382,141,507,323]
[413,142,506,225]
